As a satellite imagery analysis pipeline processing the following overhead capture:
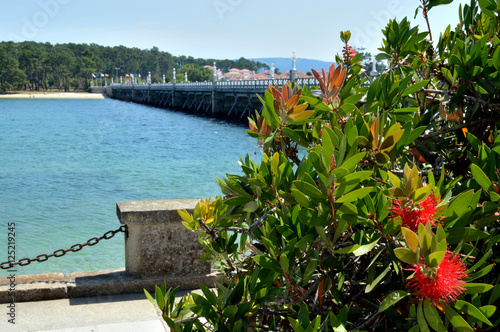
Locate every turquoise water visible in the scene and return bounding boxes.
[0,98,258,276]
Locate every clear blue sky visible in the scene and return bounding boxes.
[1,0,468,61]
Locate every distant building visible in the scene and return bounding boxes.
[212,66,311,81]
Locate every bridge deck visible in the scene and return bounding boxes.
[107,78,320,122]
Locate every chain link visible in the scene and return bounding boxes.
[0,225,126,270]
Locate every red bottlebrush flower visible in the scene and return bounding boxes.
[391,194,441,231]
[407,251,468,304]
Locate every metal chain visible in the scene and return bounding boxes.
[0,225,127,270]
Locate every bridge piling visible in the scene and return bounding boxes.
[103,78,318,122]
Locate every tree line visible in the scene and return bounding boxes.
[0,41,270,93]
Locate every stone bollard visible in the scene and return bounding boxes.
[116,199,211,278]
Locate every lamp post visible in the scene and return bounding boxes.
[115,67,120,80]
[290,51,297,81]
[370,55,379,77]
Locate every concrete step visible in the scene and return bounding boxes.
[1,293,170,332]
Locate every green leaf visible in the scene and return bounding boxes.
[387,171,401,188]
[493,46,500,71]
[479,305,496,318]
[463,283,494,294]
[378,290,410,312]
[380,129,405,152]
[335,186,373,203]
[200,284,217,307]
[155,286,166,311]
[253,255,281,271]
[468,264,494,281]
[401,227,420,253]
[144,289,156,306]
[224,196,253,206]
[417,302,431,332]
[292,188,314,208]
[375,151,390,164]
[366,264,391,293]
[394,247,418,264]
[423,299,446,331]
[323,126,339,161]
[335,171,373,196]
[455,300,493,326]
[329,312,348,332]
[279,253,289,273]
[442,304,474,332]
[222,305,238,318]
[412,185,431,204]
[288,317,305,332]
[387,187,406,199]
[420,228,432,257]
[471,164,493,193]
[292,180,325,199]
[290,110,315,122]
[406,126,427,145]
[298,303,310,329]
[469,249,492,272]
[333,239,379,256]
[177,209,194,224]
[338,152,366,171]
[445,190,475,219]
[425,251,446,268]
[402,80,429,97]
[303,259,319,284]
[355,239,380,257]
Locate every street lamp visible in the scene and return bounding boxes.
[115,67,120,81]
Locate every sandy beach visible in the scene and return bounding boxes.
[0,92,106,99]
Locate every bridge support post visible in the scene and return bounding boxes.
[116,199,211,278]
[212,76,217,117]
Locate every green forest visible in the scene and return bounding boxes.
[0,41,270,93]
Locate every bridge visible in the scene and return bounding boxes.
[104,77,319,122]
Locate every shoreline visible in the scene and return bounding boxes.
[0,92,106,99]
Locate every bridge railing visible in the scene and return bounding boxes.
[110,77,319,92]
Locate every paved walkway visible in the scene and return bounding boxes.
[0,291,198,332]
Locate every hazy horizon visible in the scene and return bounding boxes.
[1,0,468,62]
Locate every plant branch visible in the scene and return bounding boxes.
[349,311,382,332]
[418,88,500,111]
[383,54,411,75]
[416,120,482,141]
[422,0,433,41]
[216,207,277,236]
[197,218,218,241]
[291,274,327,305]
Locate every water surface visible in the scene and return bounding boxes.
[0,98,257,275]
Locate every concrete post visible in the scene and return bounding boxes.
[116,199,211,278]
[212,72,217,117]
[172,68,176,107]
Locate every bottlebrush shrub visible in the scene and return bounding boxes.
[146,1,499,330]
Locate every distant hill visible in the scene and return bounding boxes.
[250,57,333,74]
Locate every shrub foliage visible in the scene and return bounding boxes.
[147,1,499,330]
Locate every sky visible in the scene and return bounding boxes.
[0,0,469,62]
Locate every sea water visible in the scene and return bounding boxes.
[0,98,258,276]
